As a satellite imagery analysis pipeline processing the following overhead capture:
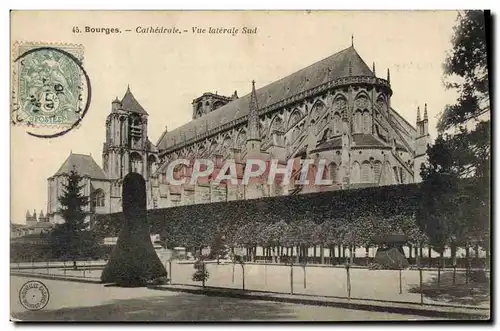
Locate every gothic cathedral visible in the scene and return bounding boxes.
[46,45,430,223]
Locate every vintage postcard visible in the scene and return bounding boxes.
[10,10,491,322]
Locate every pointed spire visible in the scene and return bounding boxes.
[40,210,44,217]
[351,34,354,47]
[387,68,391,83]
[121,85,148,114]
[348,60,353,76]
[372,62,376,76]
[250,80,258,111]
[231,90,239,100]
[424,103,428,120]
[33,209,37,220]
[417,106,421,122]
[26,210,31,218]
[247,80,260,142]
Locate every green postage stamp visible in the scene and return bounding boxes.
[11,42,87,130]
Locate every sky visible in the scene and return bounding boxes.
[10,10,461,223]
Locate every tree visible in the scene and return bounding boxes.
[50,168,94,269]
[420,10,490,263]
[259,220,288,263]
[439,11,490,134]
[101,173,167,286]
[210,231,228,264]
[280,219,316,288]
[234,222,267,262]
[424,10,490,179]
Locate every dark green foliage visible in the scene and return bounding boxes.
[419,10,490,257]
[93,214,121,239]
[371,247,409,270]
[101,173,167,286]
[143,183,421,245]
[210,232,228,262]
[422,126,490,179]
[259,220,289,248]
[100,224,168,286]
[425,10,490,181]
[439,10,489,133]
[192,259,209,282]
[95,179,483,256]
[417,174,489,254]
[11,242,114,263]
[49,169,99,264]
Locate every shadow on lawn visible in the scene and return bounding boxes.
[12,292,296,321]
[408,271,490,306]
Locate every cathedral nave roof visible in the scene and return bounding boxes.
[157,46,374,151]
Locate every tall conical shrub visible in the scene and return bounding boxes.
[101,173,167,286]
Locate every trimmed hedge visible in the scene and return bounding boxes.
[95,183,421,243]
[94,179,487,251]
[10,243,113,262]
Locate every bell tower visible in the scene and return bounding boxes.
[103,86,151,180]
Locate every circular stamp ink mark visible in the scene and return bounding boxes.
[12,44,92,139]
[19,280,50,311]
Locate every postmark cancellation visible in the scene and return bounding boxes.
[18,280,50,311]
[11,42,87,131]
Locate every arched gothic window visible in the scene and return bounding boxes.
[334,97,347,113]
[354,111,363,133]
[363,111,371,134]
[393,166,400,184]
[288,110,302,130]
[383,161,391,185]
[376,95,386,111]
[351,162,361,183]
[236,130,246,148]
[130,152,143,174]
[91,189,105,208]
[311,101,325,122]
[147,155,157,177]
[271,116,284,132]
[361,161,372,183]
[373,161,382,184]
[329,162,338,183]
[332,112,341,134]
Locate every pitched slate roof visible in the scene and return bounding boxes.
[121,86,148,115]
[158,46,374,151]
[53,153,107,180]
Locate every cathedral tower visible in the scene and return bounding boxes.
[103,86,152,180]
[192,92,235,119]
